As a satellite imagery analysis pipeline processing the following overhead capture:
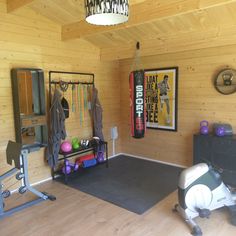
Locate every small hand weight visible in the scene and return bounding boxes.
[200,120,209,135]
[215,126,225,137]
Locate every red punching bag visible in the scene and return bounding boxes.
[129,70,146,138]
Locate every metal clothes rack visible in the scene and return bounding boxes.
[48,70,94,106]
[48,71,108,182]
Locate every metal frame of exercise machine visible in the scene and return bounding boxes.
[0,141,56,220]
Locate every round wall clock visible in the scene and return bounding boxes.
[215,68,236,95]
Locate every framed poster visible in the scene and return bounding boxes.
[145,67,178,131]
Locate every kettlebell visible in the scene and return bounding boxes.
[200,120,209,135]
[72,137,80,150]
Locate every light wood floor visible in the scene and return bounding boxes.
[0,181,235,236]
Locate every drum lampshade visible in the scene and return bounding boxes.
[84,0,129,26]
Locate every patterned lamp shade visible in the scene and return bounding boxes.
[84,0,129,26]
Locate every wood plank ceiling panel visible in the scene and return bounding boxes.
[15,0,236,58]
[83,2,236,50]
[29,0,85,25]
[28,0,145,25]
[7,0,34,12]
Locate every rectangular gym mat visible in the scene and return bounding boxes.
[56,155,183,214]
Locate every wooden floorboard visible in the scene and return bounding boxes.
[0,180,235,236]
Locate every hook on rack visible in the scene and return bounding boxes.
[59,80,69,92]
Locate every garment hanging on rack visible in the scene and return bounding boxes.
[91,87,104,141]
[61,97,69,119]
[77,84,82,125]
[71,84,76,112]
[46,89,66,168]
[84,85,87,110]
[58,80,70,119]
[81,85,85,123]
[87,85,92,110]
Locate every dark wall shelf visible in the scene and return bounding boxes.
[193,134,236,187]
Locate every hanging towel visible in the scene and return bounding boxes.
[72,84,76,112]
[78,84,82,125]
[46,89,66,168]
[81,85,85,123]
[90,87,104,141]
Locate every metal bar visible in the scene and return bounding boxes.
[49,70,52,107]
[0,180,4,214]
[0,198,45,220]
[20,152,25,188]
[49,70,94,78]
[58,147,94,160]
[0,168,18,181]
[49,70,94,88]
[105,142,108,168]
[21,150,48,200]
[50,81,93,85]
[51,167,55,180]
[64,159,68,185]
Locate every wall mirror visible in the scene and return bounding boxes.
[11,68,47,147]
[214,68,236,95]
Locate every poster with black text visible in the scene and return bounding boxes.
[145,67,178,131]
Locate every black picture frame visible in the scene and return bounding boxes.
[145,67,178,131]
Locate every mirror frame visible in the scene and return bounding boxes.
[11,68,47,147]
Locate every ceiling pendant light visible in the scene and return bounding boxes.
[84,0,129,26]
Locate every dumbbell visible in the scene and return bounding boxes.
[62,159,79,174]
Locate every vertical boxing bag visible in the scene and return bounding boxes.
[129,70,146,138]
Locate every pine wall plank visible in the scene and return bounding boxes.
[0,1,121,189]
[2,0,236,187]
[119,45,236,167]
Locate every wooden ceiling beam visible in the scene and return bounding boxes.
[100,25,236,61]
[62,0,236,40]
[7,0,35,13]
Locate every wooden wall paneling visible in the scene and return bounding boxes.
[0,6,97,54]
[119,45,236,167]
[0,1,121,187]
[3,0,236,182]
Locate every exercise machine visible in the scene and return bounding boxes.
[0,141,56,220]
[174,163,236,236]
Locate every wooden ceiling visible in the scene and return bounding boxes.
[29,0,146,25]
[6,0,236,60]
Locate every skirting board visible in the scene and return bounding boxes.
[10,176,53,194]
[11,153,186,193]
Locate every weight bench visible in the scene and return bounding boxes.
[0,141,56,220]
